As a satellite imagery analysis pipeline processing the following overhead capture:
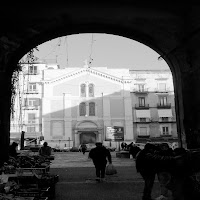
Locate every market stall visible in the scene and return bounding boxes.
[0,152,58,200]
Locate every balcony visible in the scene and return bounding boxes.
[158,117,176,123]
[28,120,36,124]
[23,106,39,110]
[157,103,171,109]
[154,88,169,93]
[160,133,172,137]
[135,118,151,123]
[24,70,40,75]
[135,103,149,109]
[132,88,149,94]
[24,90,39,94]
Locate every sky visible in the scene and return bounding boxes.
[30,33,169,70]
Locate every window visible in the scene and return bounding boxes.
[24,98,39,107]
[139,127,148,136]
[140,118,146,122]
[29,65,38,74]
[159,96,167,106]
[80,84,86,97]
[79,102,86,116]
[139,97,145,107]
[158,83,166,91]
[28,99,35,106]
[28,113,36,124]
[138,84,145,92]
[88,83,94,97]
[89,102,95,116]
[162,126,169,135]
[27,126,36,132]
[28,83,37,92]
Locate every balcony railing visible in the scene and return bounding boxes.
[23,106,39,110]
[23,121,39,125]
[24,71,40,75]
[154,88,169,93]
[157,103,171,109]
[132,88,149,94]
[24,90,39,94]
[135,118,151,123]
[160,133,172,137]
[135,103,149,109]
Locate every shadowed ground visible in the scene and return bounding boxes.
[49,152,173,200]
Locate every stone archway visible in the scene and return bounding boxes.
[75,121,101,146]
[1,3,200,162]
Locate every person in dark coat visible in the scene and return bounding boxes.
[155,143,174,200]
[135,143,159,200]
[129,143,141,159]
[9,142,19,158]
[89,142,112,182]
[39,142,52,157]
[138,145,188,200]
[80,144,87,155]
[121,142,125,150]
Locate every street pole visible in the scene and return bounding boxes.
[68,137,70,148]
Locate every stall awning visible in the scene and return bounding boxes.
[136,110,151,118]
[158,109,172,117]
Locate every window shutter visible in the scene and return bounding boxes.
[28,113,35,120]
[33,98,40,106]
[89,84,94,97]
[89,102,95,116]
[79,103,86,116]
[80,84,86,97]
[24,99,28,106]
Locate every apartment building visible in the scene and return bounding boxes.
[130,70,177,143]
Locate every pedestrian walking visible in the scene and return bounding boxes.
[135,143,158,200]
[155,143,174,200]
[88,142,112,182]
[80,144,87,155]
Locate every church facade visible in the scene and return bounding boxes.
[10,62,177,148]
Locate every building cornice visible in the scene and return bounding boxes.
[43,68,132,84]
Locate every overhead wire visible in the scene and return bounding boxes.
[55,37,62,64]
[38,38,61,62]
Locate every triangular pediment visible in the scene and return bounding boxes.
[43,67,132,85]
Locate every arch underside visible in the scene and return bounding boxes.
[1,3,200,158]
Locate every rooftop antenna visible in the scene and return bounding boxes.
[88,34,95,67]
[65,36,69,68]
[55,55,58,63]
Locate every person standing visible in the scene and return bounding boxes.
[9,142,19,158]
[89,142,112,182]
[121,142,125,150]
[80,144,87,155]
[129,143,141,159]
[39,142,52,157]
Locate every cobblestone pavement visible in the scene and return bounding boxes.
[51,151,135,168]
